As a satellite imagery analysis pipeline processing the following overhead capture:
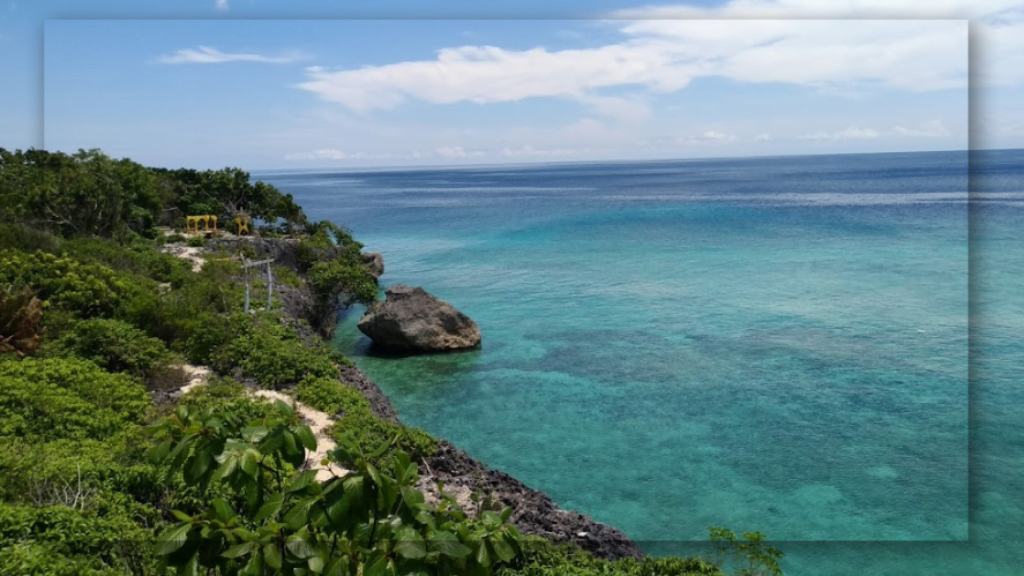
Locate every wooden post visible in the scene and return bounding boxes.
[266,264,273,310]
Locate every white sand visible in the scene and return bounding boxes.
[159,244,206,272]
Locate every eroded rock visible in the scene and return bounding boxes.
[357,285,481,352]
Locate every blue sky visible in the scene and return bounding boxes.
[2,1,1022,169]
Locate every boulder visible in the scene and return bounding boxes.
[357,285,480,352]
[362,252,384,280]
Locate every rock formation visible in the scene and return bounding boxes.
[362,252,385,280]
[357,285,480,352]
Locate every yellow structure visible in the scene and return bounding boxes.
[185,215,219,235]
[234,216,251,235]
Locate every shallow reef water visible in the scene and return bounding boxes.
[257,149,1024,575]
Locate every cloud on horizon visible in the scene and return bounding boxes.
[798,121,951,141]
[158,46,305,65]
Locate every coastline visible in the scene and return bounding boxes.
[208,236,644,560]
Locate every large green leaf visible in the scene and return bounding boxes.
[254,494,285,521]
[363,553,389,576]
[263,543,283,570]
[242,424,269,443]
[211,498,235,522]
[393,528,426,560]
[295,424,317,451]
[221,541,255,559]
[474,541,490,567]
[491,538,516,563]
[286,536,316,559]
[288,469,319,493]
[209,454,238,484]
[239,448,259,477]
[430,531,471,559]
[155,523,192,555]
[147,440,171,464]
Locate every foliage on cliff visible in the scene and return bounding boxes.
[147,401,520,576]
[0,148,779,576]
[0,147,307,238]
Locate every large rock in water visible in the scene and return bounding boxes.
[357,285,481,352]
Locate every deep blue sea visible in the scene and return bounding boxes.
[256,149,1024,575]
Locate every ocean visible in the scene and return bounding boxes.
[255,149,1023,575]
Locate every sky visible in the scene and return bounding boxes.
[0,1,1021,170]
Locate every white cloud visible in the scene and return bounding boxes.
[799,126,881,141]
[284,149,356,160]
[158,46,304,65]
[500,145,582,157]
[435,146,484,159]
[215,0,229,11]
[891,120,950,138]
[798,121,950,141]
[294,19,966,113]
[755,133,772,141]
[610,0,1023,87]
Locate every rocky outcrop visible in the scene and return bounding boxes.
[419,441,643,561]
[338,364,399,422]
[362,252,384,280]
[357,285,481,352]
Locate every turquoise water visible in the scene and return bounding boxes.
[257,150,1024,574]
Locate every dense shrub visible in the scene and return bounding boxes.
[0,223,61,254]
[62,237,191,286]
[212,313,338,388]
[0,250,140,318]
[177,376,279,424]
[0,540,121,576]
[46,317,173,380]
[1,147,309,239]
[0,358,150,442]
[146,401,518,576]
[296,376,438,465]
[497,537,724,576]
[0,503,153,574]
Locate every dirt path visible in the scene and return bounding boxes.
[174,364,348,482]
[159,244,206,272]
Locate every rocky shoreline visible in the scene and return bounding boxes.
[210,236,644,560]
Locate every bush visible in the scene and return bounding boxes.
[0,503,153,574]
[185,235,206,248]
[497,536,724,576]
[146,401,518,576]
[177,376,279,424]
[62,237,191,286]
[212,313,338,389]
[0,223,61,254]
[0,250,141,318]
[297,376,438,465]
[0,358,150,442]
[0,540,121,576]
[46,317,173,380]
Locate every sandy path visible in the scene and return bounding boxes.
[159,244,206,272]
[174,364,348,482]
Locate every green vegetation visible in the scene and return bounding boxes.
[0,148,307,238]
[0,148,782,575]
[147,401,521,576]
[211,313,339,389]
[296,376,438,467]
